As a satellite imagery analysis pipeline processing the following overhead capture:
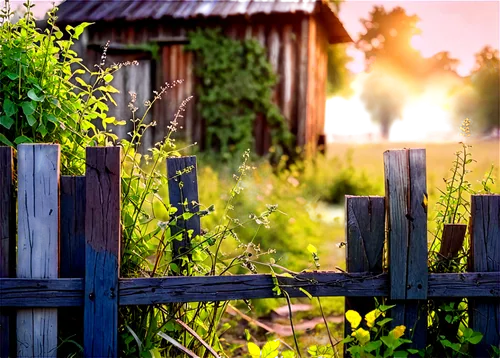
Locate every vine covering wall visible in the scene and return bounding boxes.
[186,28,292,155]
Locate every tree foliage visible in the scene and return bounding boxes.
[186,28,292,156]
[451,46,500,134]
[356,5,468,139]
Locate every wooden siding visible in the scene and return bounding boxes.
[84,14,329,154]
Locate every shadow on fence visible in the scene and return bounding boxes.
[0,145,498,357]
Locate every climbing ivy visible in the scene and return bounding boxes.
[186,28,292,155]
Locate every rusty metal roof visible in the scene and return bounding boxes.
[56,0,352,44]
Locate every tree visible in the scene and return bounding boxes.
[357,6,423,74]
[360,62,412,139]
[451,46,499,134]
[357,6,424,139]
[326,0,353,97]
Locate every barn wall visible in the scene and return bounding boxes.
[84,14,325,154]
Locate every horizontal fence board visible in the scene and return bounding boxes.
[119,272,388,304]
[0,279,84,307]
[1,272,499,307]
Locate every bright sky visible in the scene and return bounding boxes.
[21,0,500,76]
[339,0,500,76]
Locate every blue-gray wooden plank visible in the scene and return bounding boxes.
[84,147,121,357]
[384,149,427,353]
[167,156,200,269]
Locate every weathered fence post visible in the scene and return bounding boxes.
[167,156,200,272]
[59,176,86,356]
[384,149,427,351]
[17,144,60,357]
[344,196,385,356]
[0,147,15,358]
[470,194,500,356]
[84,147,121,357]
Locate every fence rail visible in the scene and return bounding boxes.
[0,144,499,358]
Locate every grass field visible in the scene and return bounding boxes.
[320,138,500,266]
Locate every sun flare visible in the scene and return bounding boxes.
[410,35,424,52]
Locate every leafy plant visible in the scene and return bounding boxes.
[426,127,494,357]
[186,28,292,156]
[342,305,416,358]
[0,1,126,174]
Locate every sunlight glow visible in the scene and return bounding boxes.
[410,35,424,52]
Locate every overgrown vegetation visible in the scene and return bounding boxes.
[186,28,292,156]
[1,3,498,357]
[425,121,496,358]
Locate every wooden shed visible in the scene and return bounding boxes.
[55,0,352,154]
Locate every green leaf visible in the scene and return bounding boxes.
[26,115,36,126]
[0,115,14,129]
[0,134,14,146]
[247,342,261,358]
[244,329,251,341]
[261,340,280,358]
[14,135,33,144]
[104,73,113,82]
[37,124,48,137]
[282,351,296,358]
[21,101,36,117]
[307,244,317,254]
[27,89,45,102]
[45,114,58,124]
[3,98,16,117]
[378,304,396,312]
[467,331,483,344]
[364,340,382,352]
[377,318,393,327]
[75,77,90,89]
[73,22,93,39]
[393,351,409,358]
[5,72,18,80]
[192,249,208,262]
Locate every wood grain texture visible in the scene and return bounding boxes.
[470,195,500,357]
[384,150,409,300]
[1,272,498,307]
[60,176,86,278]
[167,156,200,268]
[344,196,385,355]
[384,149,427,351]
[407,149,427,300]
[0,147,15,358]
[84,147,121,358]
[17,144,60,358]
[59,176,86,357]
[440,224,467,260]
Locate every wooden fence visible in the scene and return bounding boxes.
[0,144,498,357]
